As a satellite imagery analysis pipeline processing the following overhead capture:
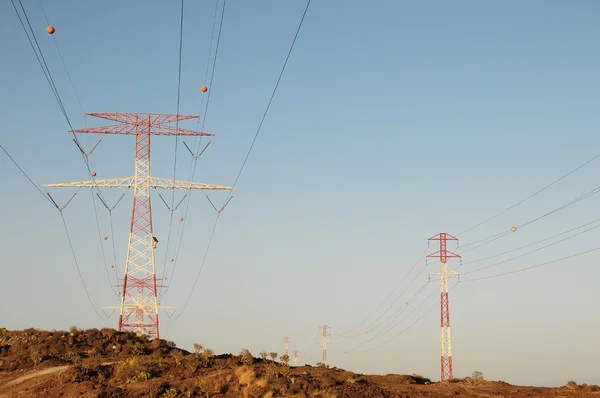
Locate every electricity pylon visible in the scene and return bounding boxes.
[45,112,234,339]
[282,336,291,357]
[318,325,331,366]
[426,232,460,382]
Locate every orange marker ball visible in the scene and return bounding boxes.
[47,26,55,34]
[179,217,184,221]
[511,226,517,232]
[103,236,108,241]
[170,258,174,262]
[111,265,114,268]
[201,85,208,92]
[91,171,97,177]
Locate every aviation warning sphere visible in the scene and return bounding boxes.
[511,226,517,232]
[91,171,97,177]
[47,26,55,34]
[201,85,208,92]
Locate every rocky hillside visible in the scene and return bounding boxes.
[0,327,598,397]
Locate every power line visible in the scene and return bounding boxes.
[461,217,600,266]
[461,222,600,276]
[1,143,55,207]
[37,0,87,121]
[11,0,72,130]
[349,283,459,354]
[456,150,600,237]
[171,213,220,320]
[458,183,600,253]
[354,243,600,352]
[59,212,107,319]
[172,0,185,196]
[159,0,187,295]
[346,281,431,349]
[160,0,227,298]
[12,0,120,299]
[460,247,600,283]
[11,0,106,190]
[1,142,106,319]
[225,0,312,197]
[170,0,312,319]
[341,246,429,336]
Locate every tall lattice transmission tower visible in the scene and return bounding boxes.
[318,325,331,367]
[45,112,234,339]
[282,336,291,357]
[426,232,460,382]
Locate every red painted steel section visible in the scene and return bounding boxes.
[77,112,212,339]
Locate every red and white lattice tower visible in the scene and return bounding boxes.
[45,113,234,339]
[293,349,300,366]
[426,233,460,382]
[282,336,291,357]
[318,325,331,366]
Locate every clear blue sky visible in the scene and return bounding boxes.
[1,0,599,386]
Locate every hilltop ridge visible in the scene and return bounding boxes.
[0,327,598,397]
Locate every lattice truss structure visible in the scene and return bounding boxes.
[44,113,234,339]
[426,233,460,382]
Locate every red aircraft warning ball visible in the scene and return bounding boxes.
[91,171,97,177]
[201,85,208,92]
[103,236,108,240]
[179,217,184,221]
[511,226,517,232]
[47,26,55,34]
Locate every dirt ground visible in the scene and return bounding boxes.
[1,327,599,397]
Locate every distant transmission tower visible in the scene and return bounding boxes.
[282,336,291,357]
[45,113,233,339]
[318,325,331,366]
[293,349,300,366]
[426,232,460,382]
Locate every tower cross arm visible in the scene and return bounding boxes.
[84,112,199,125]
[426,250,461,260]
[71,124,214,137]
[44,176,235,191]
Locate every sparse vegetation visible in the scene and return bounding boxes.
[193,343,203,354]
[240,348,253,365]
[0,327,598,397]
[472,370,484,380]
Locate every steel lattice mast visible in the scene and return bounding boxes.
[45,112,234,339]
[318,325,331,366]
[426,233,460,382]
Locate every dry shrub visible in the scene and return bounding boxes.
[171,349,185,366]
[236,366,256,386]
[30,348,43,365]
[240,348,253,366]
[114,356,145,381]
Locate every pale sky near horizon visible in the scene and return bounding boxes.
[1,0,599,387]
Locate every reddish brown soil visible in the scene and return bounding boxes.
[1,327,599,397]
